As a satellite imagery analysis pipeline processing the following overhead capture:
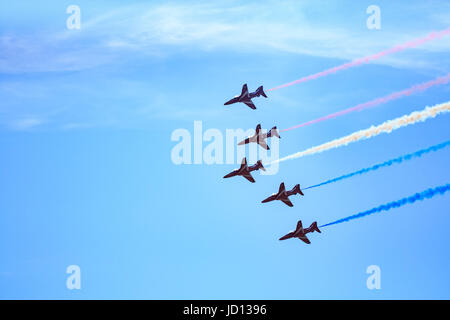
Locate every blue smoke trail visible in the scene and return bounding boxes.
[304,140,450,190]
[320,184,450,228]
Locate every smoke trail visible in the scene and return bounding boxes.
[320,184,450,228]
[272,101,450,164]
[268,28,450,91]
[304,140,450,190]
[281,74,450,132]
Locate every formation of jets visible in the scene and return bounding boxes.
[223,84,321,245]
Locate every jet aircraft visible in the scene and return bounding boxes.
[224,84,267,110]
[223,158,265,183]
[238,124,280,150]
[261,182,304,207]
[279,220,321,244]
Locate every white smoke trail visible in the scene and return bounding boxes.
[272,101,450,164]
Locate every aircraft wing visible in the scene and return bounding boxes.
[243,100,256,110]
[241,84,249,97]
[242,172,256,183]
[240,157,248,168]
[261,194,277,203]
[257,140,269,150]
[281,197,294,207]
[298,235,311,244]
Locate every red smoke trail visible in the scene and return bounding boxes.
[269,28,450,92]
[281,73,450,132]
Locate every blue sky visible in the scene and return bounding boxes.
[1,0,450,299]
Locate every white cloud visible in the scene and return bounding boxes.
[80,2,450,63]
[1,1,449,130]
[10,117,44,130]
[1,1,449,74]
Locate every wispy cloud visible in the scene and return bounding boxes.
[1,1,449,74]
[10,117,44,130]
[1,1,449,131]
[77,2,450,68]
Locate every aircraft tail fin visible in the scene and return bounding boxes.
[293,184,304,196]
[256,160,266,171]
[310,221,321,233]
[268,126,280,139]
[256,86,267,98]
